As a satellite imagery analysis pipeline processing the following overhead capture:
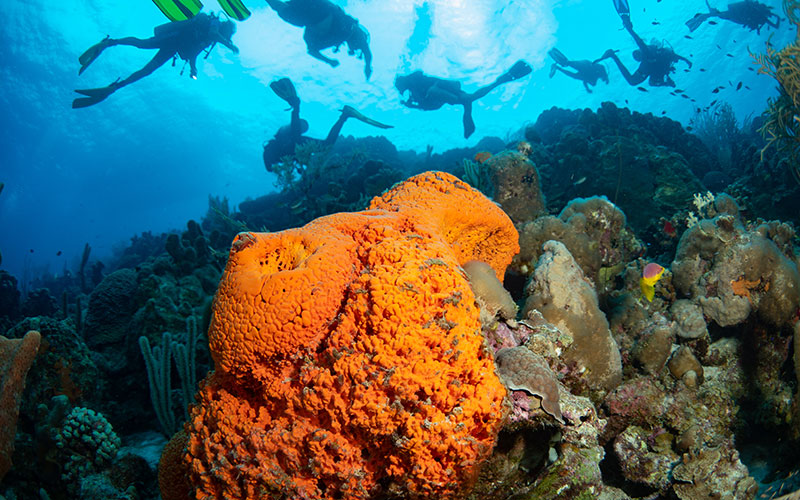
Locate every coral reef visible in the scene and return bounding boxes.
[514,196,643,292]
[523,240,623,400]
[54,406,121,484]
[671,195,800,327]
[0,330,41,481]
[176,172,518,500]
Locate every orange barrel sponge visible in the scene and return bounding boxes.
[369,171,520,281]
[185,172,518,500]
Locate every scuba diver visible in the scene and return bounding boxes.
[686,0,780,33]
[264,0,373,79]
[394,60,532,139]
[599,0,691,87]
[72,12,238,108]
[548,48,609,93]
[262,78,392,172]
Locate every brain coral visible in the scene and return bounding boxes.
[179,172,518,500]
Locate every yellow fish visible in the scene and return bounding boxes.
[640,263,665,302]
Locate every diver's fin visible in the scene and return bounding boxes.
[685,13,709,32]
[217,0,250,20]
[548,48,569,66]
[151,0,203,22]
[270,78,300,108]
[341,105,393,129]
[78,36,110,75]
[505,60,533,81]
[613,0,630,16]
[72,85,117,109]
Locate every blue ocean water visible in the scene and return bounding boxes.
[0,0,792,279]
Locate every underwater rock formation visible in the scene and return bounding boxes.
[514,195,643,292]
[523,240,623,400]
[671,194,800,327]
[164,172,519,500]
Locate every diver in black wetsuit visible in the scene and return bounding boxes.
[72,13,238,108]
[548,48,609,93]
[686,0,780,33]
[262,78,392,172]
[600,0,691,87]
[394,60,532,139]
[265,0,373,79]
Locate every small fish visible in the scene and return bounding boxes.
[708,20,718,24]
[736,81,743,90]
[747,66,755,71]
[710,99,718,106]
[29,249,34,253]
[56,251,62,256]
[726,53,734,57]
[474,151,492,163]
[699,68,707,72]
[716,44,722,49]
[670,91,677,96]
[573,176,587,185]
[661,110,667,115]
[686,125,694,131]
[684,35,693,39]
[681,94,690,99]
[637,86,649,92]
[712,87,720,93]
[652,21,660,25]
[745,85,751,90]
[674,89,685,93]
[625,99,629,104]
[696,107,701,113]
[640,263,666,302]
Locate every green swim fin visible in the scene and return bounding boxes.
[217,0,251,21]
[341,105,393,129]
[72,84,118,109]
[151,0,203,22]
[270,78,300,108]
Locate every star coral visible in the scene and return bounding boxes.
[177,172,518,500]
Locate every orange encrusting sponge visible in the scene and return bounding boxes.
[183,172,519,500]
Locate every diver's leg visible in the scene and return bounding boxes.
[111,36,164,50]
[469,61,531,101]
[606,53,645,86]
[462,102,476,139]
[553,66,582,81]
[115,48,174,89]
[323,112,349,146]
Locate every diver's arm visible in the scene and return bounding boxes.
[189,55,199,79]
[362,46,372,80]
[218,36,239,54]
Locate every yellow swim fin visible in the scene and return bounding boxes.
[151,0,203,22]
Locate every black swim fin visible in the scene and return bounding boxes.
[72,84,118,109]
[341,105,393,129]
[548,48,569,66]
[270,78,300,108]
[505,60,533,81]
[78,36,110,75]
[685,13,709,32]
